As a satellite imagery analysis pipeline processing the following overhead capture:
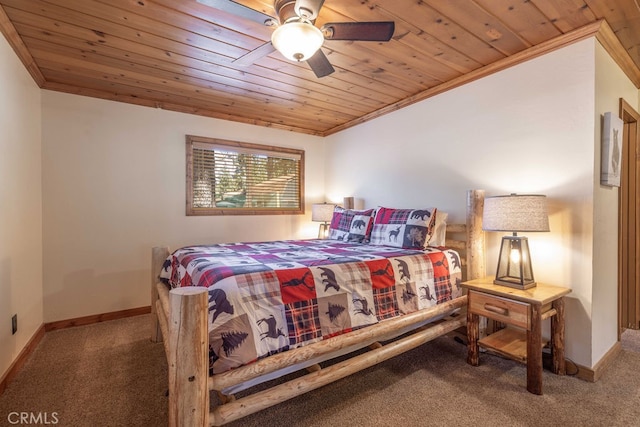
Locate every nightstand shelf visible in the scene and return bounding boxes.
[479,327,548,363]
[461,278,571,395]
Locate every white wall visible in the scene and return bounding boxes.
[41,93,325,322]
[6,29,638,372]
[592,42,639,364]
[0,35,43,377]
[325,40,599,367]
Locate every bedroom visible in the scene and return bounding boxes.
[1,0,640,425]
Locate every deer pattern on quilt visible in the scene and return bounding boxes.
[160,240,462,374]
[257,315,285,341]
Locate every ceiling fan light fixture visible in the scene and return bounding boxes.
[271,21,324,62]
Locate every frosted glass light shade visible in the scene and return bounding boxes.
[271,21,324,62]
[495,235,535,289]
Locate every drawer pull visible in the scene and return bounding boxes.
[484,304,509,316]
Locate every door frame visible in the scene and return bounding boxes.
[618,98,640,339]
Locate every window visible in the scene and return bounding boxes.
[186,135,305,215]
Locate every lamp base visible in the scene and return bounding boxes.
[318,223,330,239]
[493,276,537,290]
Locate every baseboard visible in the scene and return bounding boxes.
[44,306,151,332]
[1,306,152,395]
[0,324,46,396]
[1,306,152,396]
[574,341,622,382]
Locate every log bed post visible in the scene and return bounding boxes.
[151,247,169,343]
[466,189,485,281]
[168,287,209,427]
[466,190,487,339]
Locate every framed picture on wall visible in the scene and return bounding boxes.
[601,112,624,187]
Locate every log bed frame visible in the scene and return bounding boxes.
[150,190,485,426]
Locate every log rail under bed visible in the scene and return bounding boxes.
[151,190,486,426]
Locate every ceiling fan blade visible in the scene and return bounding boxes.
[233,41,276,66]
[306,49,334,78]
[196,0,274,25]
[295,0,325,20]
[321,22,395,41]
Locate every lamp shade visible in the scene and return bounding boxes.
[271,21,324,62]
[482,194,549,232]
[312,203,335,223]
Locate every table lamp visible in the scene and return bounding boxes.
[482,194,549,289]
[312,203,335,239]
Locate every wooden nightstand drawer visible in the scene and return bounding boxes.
[468,290,529,329]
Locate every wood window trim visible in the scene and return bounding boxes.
[186,135,305,216]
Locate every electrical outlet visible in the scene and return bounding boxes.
[11,314,17,335]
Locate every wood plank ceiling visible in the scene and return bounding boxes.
[1,0,639,136]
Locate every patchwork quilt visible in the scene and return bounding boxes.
[160,240,462,374]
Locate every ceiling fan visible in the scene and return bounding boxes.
[197,0,395,78]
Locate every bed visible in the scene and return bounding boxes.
[151,190,485,426]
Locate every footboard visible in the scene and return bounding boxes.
[151,189,485,426]
[154,276,465,426]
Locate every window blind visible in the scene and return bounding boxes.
[189,138,302,213]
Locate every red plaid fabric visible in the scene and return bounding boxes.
[285,299,321,345]
[328,207,374,243]
[374,207,412,224]
[369,207,437,249]
[330,209,355,231]
[160,240,462,373]
[431,252,452,303]
[373,286,398,320]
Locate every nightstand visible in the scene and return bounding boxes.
[461,278,571,395]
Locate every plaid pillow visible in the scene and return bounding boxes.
[327,207,374,243]
[369,207,437,249]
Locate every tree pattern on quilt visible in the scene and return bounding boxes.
[222,330,248,357]
[160,239,462,373]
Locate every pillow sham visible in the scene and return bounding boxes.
[327,207,375,243]
[428,211,449,247]
[369,207,437,249]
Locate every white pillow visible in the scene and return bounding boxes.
[427,211,448,247]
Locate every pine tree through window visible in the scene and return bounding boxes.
[186,135,304,215]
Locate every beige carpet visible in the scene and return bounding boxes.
[1,315,639,427]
